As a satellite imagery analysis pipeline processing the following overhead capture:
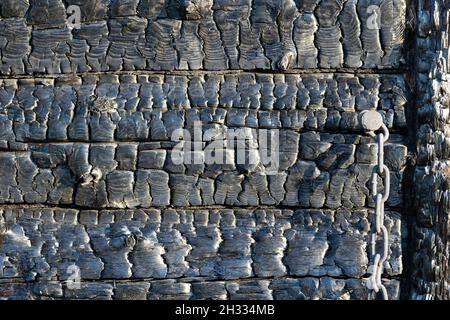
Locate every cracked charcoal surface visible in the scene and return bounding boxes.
[0,278,400,300]
[0,137,407,208]
[0,208,403,281]
[410,0,450,300]
[0,74,407,147]
[0,0,439,301]
[0,0,407,74]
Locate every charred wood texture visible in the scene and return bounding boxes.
[0,0,446,300]
[410,0,450,300]
[0,0,407,74]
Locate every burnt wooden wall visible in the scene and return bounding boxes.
[0,0,447,300]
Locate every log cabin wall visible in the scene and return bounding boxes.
[0,0,446,300]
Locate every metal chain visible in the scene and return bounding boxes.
[361,111,390,300]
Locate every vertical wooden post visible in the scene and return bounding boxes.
[412,0,450,300]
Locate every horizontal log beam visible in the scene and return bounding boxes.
[0,277,400,300]
[0,208,404,284]
[0,73,407,147]
[0,0,407,74]
[0,135,407,208]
